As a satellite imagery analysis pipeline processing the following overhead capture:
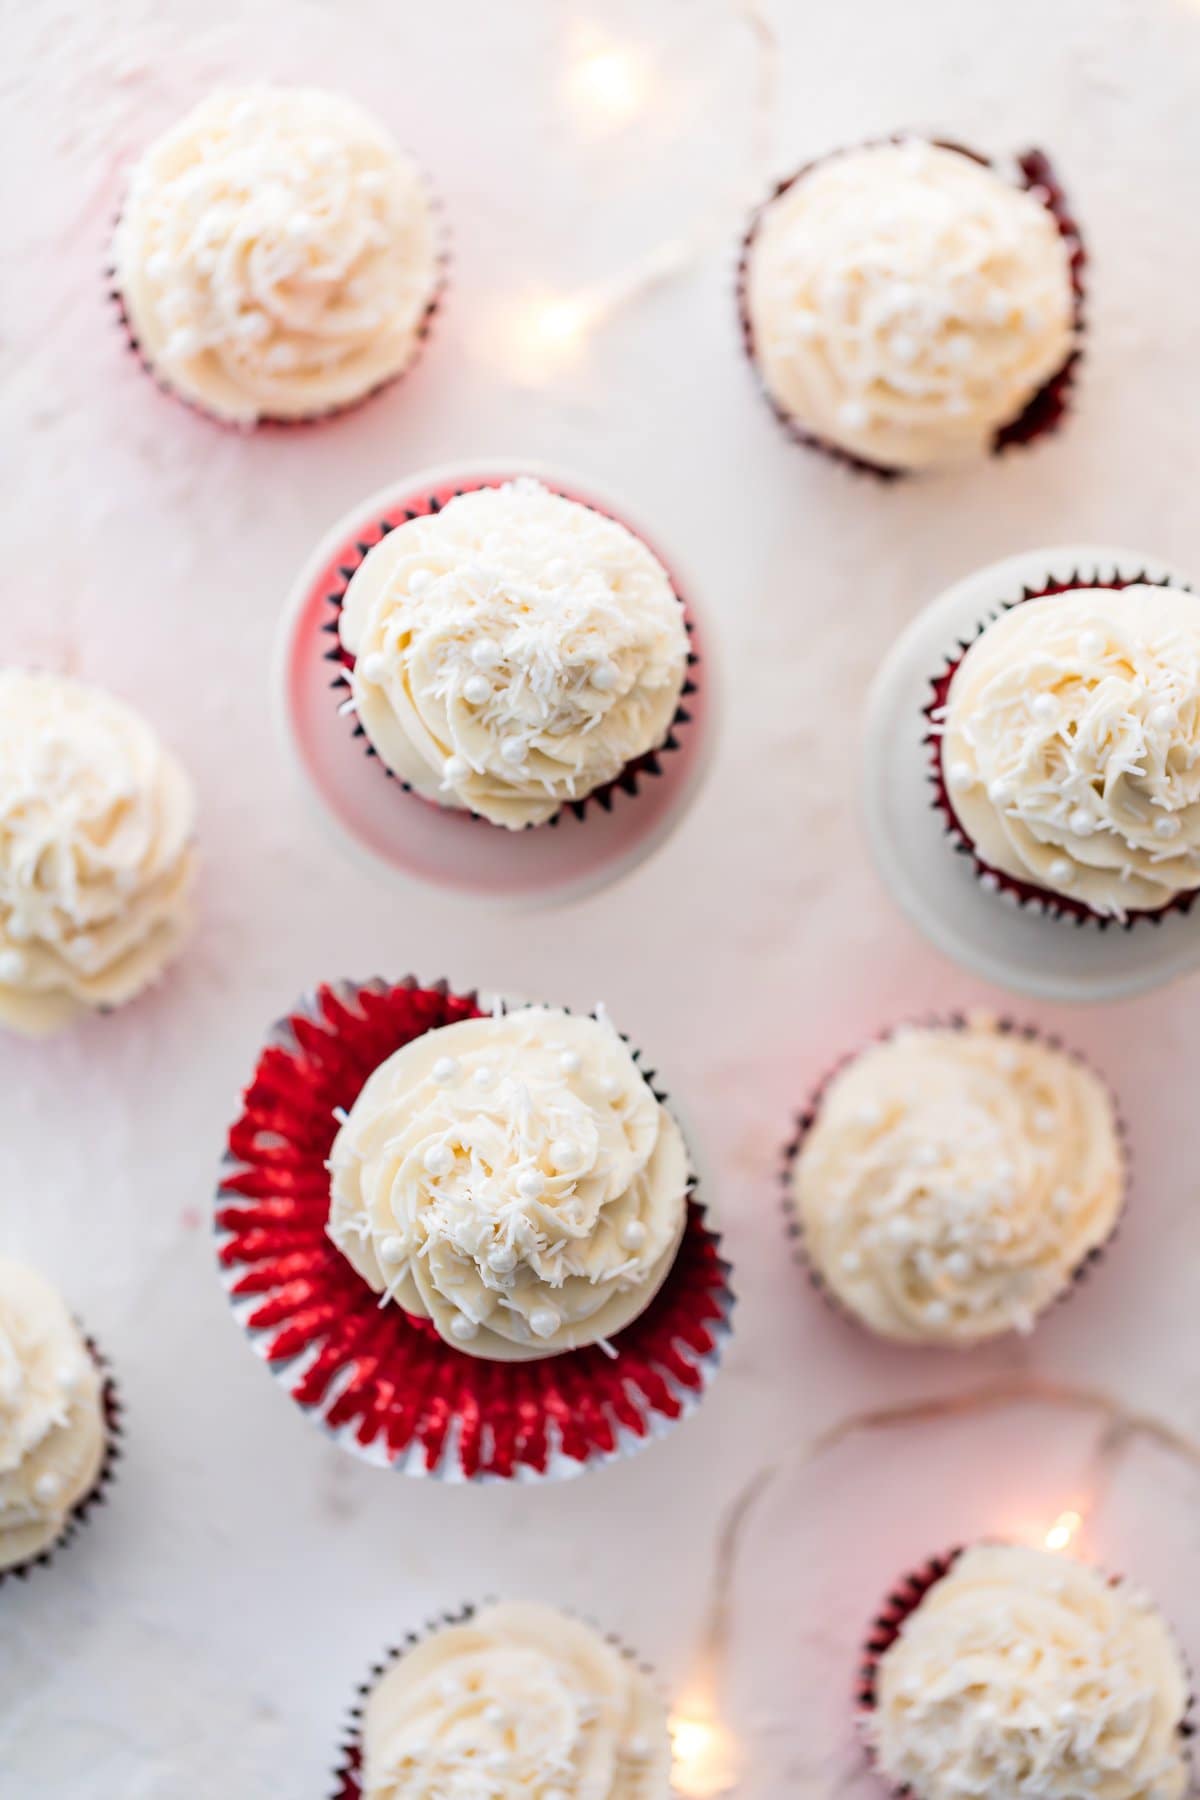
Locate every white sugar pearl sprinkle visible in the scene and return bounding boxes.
[530,1306,561,1339]
[559,1049,582,1075]
[423,1143,455,1177]
[590,661,617,692]
[1048,857,1076,886]
[948,761,974,791]
[380,1236,406,1265]
[442,754,470,783]
[471,638,501,670]
[33,1472,62,1505]
[408,570,434,595]
[0,949,25,982]
[487,1244,517,1274]
[500,736,526,764]
[840,1250,862,1274]
[838,399,870,430]
[463,674,492,706]
[1079,630,1105,659]
[1150,703,1176,730]
[1069,808,1093,836]
[358,652,390,683]
[1032,693,1058,721]
[924,1300,950,1326]
[1155,815,1182,840]
[57,1365,80,1394]
[549,1137,579,1170]
[619,1220,647,1251]
[472,1065,496,1090]
[987,778,1013,806]
[516,1170,545,1201]
[449,1314,479,1343]
[432,1057,460,1084]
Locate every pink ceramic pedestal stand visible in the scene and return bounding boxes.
[273,460,718,906]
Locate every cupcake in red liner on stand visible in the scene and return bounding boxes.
[0,1259,123,1584]
[328,1601,672,1799]
[927,571,1200,926]
[858,1543,1193,1800]
[215,977,733,1482]
[737,136,1085,476]
[781,1013,1126,1346]
[326,474,698,830]
[109,85,446,429]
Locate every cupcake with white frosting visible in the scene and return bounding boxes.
[333,477,692,829]
[217,977,732,1481]
[785,1016,1125,1345]
[332,1602,672,1799]
[0,1259,116,1579]
[861,1545,1192,1800]
[739,138,1082,474]
[0,669,197,1036]
[111,85,443,425]
[931,577,1200,922]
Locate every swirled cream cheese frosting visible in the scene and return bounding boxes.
[941,584,1200,918]
[789,1018,1122,1344]
[338,479,690,828]
[743,139,1076,470]
[112,86,440,423]
[871,1545,1191,1800]
[327,1007,690,1359]
[0,670,197,1036]
[361,1603,672,1799]
[0,1260,107,1573]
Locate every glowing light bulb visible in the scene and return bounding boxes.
[479,290,598,385]
[1044,1509,1083,1553]
[670,1709,737,1799]
[562,31,651,131]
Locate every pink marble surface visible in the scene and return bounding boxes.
[3,0,1200,1793]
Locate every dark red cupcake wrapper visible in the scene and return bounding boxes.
[0,1332,123,1586]
[857,1545,1196,1786]
[327,1602,659,1799]
[736,137,1086,479]
[215,977,734,1482]
[926,567,1200,927]
[321,474,701,831]
[106,183,449,431]
[780,1014,1129,1343]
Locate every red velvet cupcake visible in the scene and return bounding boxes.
[325,474,698,831]
[859,1543,1193,1800]
[109,85,445,429]
[928,571,1200,925]
[738,136,1085,476]
[215,978,733,1482]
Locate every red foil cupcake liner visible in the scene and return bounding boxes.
[780,1014,1128,1342]
[321,474,701,831]
[926,568,1199,927]
[105,194,448,432]
[736,138,1086,479]
[327,1603,659,1799]
[0,1334,123,1587]
[215,977,734,1483]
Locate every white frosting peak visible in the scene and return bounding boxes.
[328,1008,690,1359]
[362,1603,671,1799]
[745,139,1076,470]
[0,1261,106,1572]
[873,1546,1191,1800]
[113,86,440,422]
[0,670,196,1035]
[339,480,689,828]
[942,584,1200,917]
[791,1018,1123,1343]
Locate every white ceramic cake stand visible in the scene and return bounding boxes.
[272,459,718,908]
[862,544,1200,1003]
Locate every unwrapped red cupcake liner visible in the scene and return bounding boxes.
[215,976,734,1483]
[327,1602,660,1799]
[856,1546,1196,1784]
[736,138,1087,479]
[925,567,1199,928]
[321,474,701,831]
[0,1333,123,1587]
[105,187,448,431]
[780,1014,1129,1342]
